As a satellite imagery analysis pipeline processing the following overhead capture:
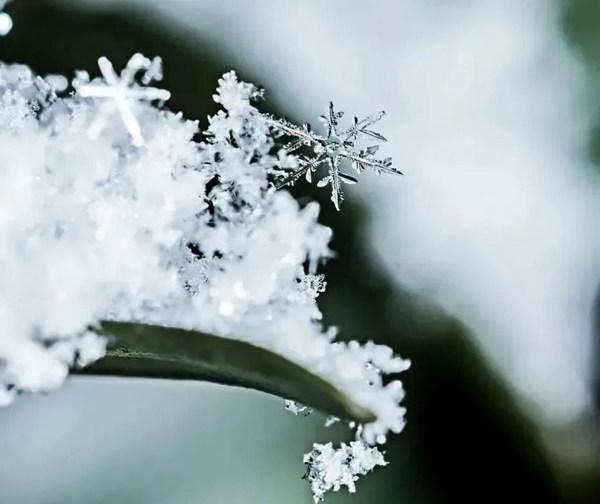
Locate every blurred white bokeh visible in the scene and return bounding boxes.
[0,378,327,503]
[74,0,600,422]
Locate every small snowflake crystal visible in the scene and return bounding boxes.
[74,54,170,146]
[0,51,407,502]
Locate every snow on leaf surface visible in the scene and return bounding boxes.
[0,58,408,502]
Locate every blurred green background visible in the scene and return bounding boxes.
[0,1,598,503]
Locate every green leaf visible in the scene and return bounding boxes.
[79,321,376,423]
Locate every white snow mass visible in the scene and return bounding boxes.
[0,54,408,501]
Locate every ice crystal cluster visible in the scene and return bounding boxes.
[304,440,387,501]
[0,53,407,501]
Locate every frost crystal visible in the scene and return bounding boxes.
[284,399,312,416]
[265,102,402,209]
[0,56,407,501]
[304,440,387,502]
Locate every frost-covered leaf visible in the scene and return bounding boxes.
[81,321,376,424]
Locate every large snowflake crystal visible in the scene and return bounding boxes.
[265,102,402,210]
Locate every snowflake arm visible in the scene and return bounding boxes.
[342,151,397,175]
[341,110,387,141]
[265,102,401,210]
[275,154,326,188]
[323,156,344,211]
[264,116,325,144]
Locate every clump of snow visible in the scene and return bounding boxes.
[303,440,387,502]
[0,56,407,500]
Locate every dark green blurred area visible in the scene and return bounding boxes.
[0,1,598,502]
